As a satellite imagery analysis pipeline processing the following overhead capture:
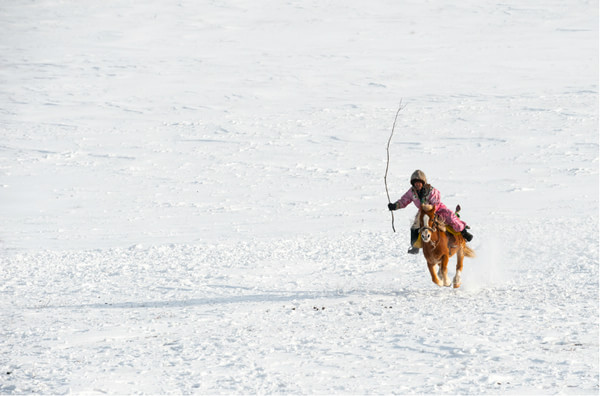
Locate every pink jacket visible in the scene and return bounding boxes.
[395,185,466,231]
[395,186,448,212]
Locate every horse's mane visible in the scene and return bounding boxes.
[418,208,447,230]
[433,214,447,231]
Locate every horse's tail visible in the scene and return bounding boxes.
[463,244,476,258]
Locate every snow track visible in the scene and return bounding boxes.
[1,223,598,394]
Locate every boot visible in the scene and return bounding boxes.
[407,228,420,254]
[461,228,473,242]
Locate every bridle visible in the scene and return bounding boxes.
[418,213,436,233]
[419,224,435,233]
[419,213,438,248]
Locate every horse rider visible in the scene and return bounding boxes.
[387,169,473,254]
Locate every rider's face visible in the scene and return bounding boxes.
[413,181,423,191]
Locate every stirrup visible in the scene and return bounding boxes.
[407,246,420,255]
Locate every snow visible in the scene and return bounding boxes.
[0,0,598,394]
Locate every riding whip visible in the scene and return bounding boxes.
[384,100,405,233]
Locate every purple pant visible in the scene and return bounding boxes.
[436,207,466,232]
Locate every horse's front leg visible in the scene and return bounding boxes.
[453,250,465,288]
[427,261,443,286]
[440,255,451,287]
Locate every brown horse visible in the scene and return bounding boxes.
[418,204,475,288]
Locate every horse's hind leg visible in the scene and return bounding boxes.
[453,250,465,288]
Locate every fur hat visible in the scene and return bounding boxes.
[410,169,427,185]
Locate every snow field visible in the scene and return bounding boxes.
[1,0,598,394]
[1,219,598,394]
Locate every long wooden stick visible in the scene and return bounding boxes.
[384,100,405,233]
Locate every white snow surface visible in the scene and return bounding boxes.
[1,0,598,394]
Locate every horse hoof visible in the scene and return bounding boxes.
[453,283,461,288]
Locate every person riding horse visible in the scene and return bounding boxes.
[387,170,473,254]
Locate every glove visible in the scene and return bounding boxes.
[388,202,397,211]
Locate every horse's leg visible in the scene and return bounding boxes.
[441,255,451,287]
[427,261,443,286]
[453,249,465,288]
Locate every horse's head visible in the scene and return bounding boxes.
[419,204,437,244]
